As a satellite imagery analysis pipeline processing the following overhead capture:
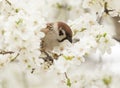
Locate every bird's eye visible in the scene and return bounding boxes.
[59,30,64,36]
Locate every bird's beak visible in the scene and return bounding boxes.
[67,36,72,43]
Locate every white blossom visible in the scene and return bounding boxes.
[0,0,119,88]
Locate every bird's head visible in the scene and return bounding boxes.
[46,22,72,43]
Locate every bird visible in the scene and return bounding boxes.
[41,21,72,52]
[40,21,72,67]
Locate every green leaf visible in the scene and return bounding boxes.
[56,3,63,9]
[67,6,72,11]
[102,76,112,86]
[80,28,86,32]
[103,33,107,37]
[96,33,107,43]
[1,30,5,35]
[15,9,19,13]
[67,78,71,87]
[16,18,23,25]
[63,55,74,60]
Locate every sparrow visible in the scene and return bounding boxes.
[41,21,72,52]
[40,22,72,67]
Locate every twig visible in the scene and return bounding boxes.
[96,2,114,24]
[0,51,14,55]
[64,72,72,87]
[31,68,35,74]
[64,72,69,79]
[10,49,21,62]
[10,52,20,62]
[5,0,12,6]
[104,2,114,15]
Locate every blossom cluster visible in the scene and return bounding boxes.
[0,0,119,88]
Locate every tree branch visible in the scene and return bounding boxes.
[10,53,20,62]
[5,0,12,6]
[0,50,14,55]
[104,2,114,15]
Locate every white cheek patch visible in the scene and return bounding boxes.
[53,23,66,41]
